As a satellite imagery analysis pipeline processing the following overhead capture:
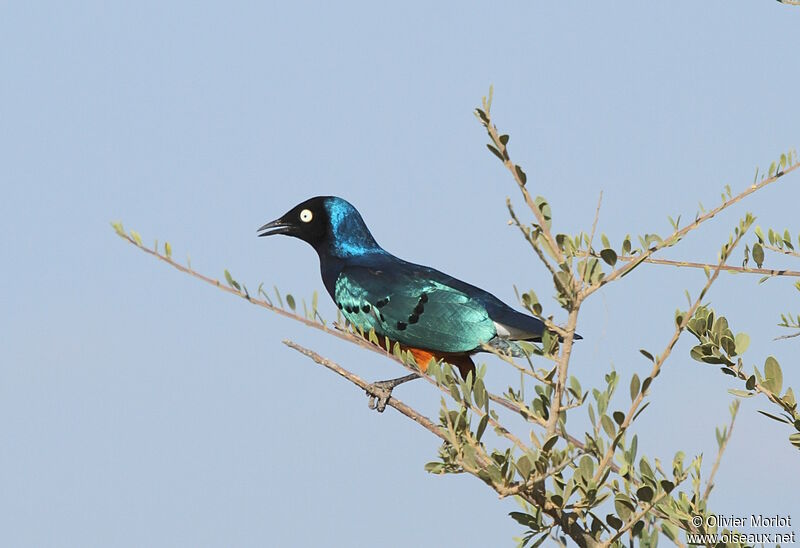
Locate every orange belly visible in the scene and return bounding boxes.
[405,346,475,380]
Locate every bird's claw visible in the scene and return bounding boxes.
[366,381,393,413]
[364,374,419,412]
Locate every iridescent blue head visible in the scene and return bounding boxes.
[257,196,384,258]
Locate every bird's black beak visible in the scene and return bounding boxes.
[257,218,293,237]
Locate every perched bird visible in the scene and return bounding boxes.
[258,196,576,408]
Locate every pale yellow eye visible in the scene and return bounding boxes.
[300,209,313,223]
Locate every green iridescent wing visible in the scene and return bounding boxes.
[334,265,496,353]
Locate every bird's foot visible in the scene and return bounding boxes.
[365,373,420,412]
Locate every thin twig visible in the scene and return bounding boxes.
[507,199,563,290]
[601,474,686,547]
[485,123,567,268]
[775,330,800,341]
[592,224,748,483]
[285,341,599,547]
[586,191,604,264]
[545,307,581,437]
[729,360,795,415]
[119,230,603,457]
[613,255,800,278]
[283,340,443,438]
[762,242,800,259]
[702,400,739,501]
[500,450,583,498]
[581,162,800,300]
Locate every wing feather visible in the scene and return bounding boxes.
[334,266,496,353]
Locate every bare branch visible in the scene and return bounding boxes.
[284,340,443,438]
[285,343,599,547]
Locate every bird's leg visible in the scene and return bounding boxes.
[366,373,420,412]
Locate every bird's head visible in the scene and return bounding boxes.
[258,196,383,258]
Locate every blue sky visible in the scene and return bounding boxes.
[2,2,799,546]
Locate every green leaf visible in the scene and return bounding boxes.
[753,242,764,268]
[286,294,296,311]
[636,485,654,503]
[720,335,735,356]
[476,414,489,441]
[111,221,125,236]
[130,230,143,246]
[424,462,444,474]
[601,415,616,438]
[534,196,552,230]
[542,435,558,452]
[273,286,284,308]
[734,333,750,355]
[224,269,241,291]
[728,389,755,398]
[600,248,617,266]
[514,164,527,185]
[790,433,800,449]
[746,375,756,391]
[613,411,625,426]
[639,349,654,362]
[568,375,582,399]
[515,454,532,480]
[757,410,790,424]
[474,379,487,409]
[614,493,635,520]
[764,356,783,395]
[630,374,640,401]
[622,236,631,255]
[785,387,796,407]
[487,144,504,161]
[632,402,650,422]
[578,455,594,480]
[661,523,678,542]
[509,511,538,528]
[606,514,623,530]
